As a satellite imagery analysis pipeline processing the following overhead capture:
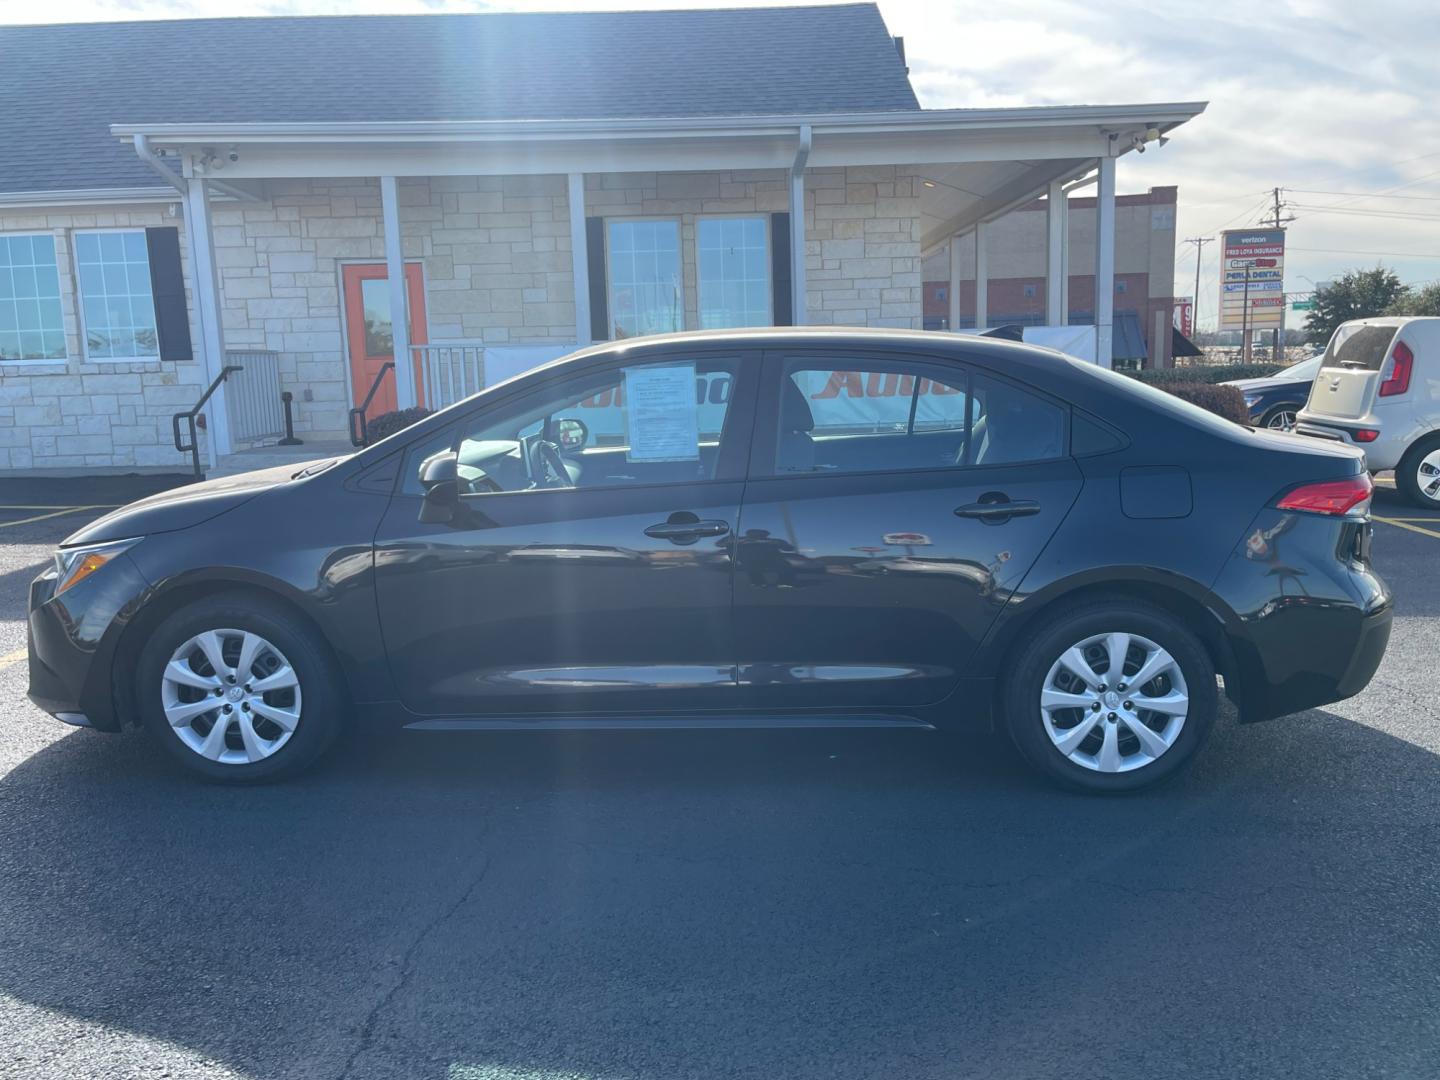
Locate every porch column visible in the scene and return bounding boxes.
[1094,156,1116,369]
[183,176,231,466]
[1059,189,1071,325]
[568,173,591,346]
[974,221,989,331]
[379,175,416,409]
[947,234,962,332]
[790,123,811,324]
[1046,179,1065,326]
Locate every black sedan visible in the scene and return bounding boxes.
[28,329,1392,792]
[1226,354,1322,431]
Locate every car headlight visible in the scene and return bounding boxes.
[53,537,141,596]
[1243,394,1261,406]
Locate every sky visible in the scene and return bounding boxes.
[7,0,1440,330]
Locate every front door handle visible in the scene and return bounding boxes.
[954,496,1041,522]
[645,517,731,542]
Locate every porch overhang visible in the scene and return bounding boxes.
[112,101,1204,249]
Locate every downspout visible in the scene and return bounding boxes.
[133,133,187,194]
[790,124,811,324]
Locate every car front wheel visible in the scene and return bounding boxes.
[1003,601,1218,793]
[1396,433,1440,509]
[1262,405,1300,432]
[136,592,343,782]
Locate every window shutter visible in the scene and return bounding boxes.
[145,226,193,362]
[585,217,608,342]
[770,212,793,326]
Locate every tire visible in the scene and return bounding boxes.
[1002,600,1218,794]
[1261,404,1301,432]
[1395,433,1440,510]
[135,591,344,783]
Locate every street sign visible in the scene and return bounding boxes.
[1292,299,1316,311]
[1219,229,1286,331]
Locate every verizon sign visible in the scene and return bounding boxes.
[1219,229,1285,331]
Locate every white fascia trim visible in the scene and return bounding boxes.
[0,186,176,209]
[110,102,1207,145]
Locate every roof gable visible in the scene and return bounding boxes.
[0,3,918,195]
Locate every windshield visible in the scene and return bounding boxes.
[1281,355,1322,380]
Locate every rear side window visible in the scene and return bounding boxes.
[771,357,1066,476]
[1324,323,1398,370]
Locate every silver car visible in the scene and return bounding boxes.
[1296,316,1440,508]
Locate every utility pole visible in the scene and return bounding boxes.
[1183,236,1213,336]
[1265,187,1296,363]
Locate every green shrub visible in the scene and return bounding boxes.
[1160,382,1252,425]
[366,406,432,444]
[1130,363,1283,386]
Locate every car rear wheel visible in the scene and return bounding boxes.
[1262,405,1300,432]
[136,592,343,782]
[1396,434,1440,509]
[1002,601,1218,793]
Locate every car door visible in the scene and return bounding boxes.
[373,349,758,717]
[733,349,1083,710]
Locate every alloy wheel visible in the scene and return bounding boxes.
[160,628,303,765]
[1266,410,1297,432]
[1416,448,1440,503]
[1039,631,1189,773]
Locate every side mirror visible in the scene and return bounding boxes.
[554,417,588,452]
[417,451,459,523]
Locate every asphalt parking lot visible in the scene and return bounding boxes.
[1,481,1438,1080]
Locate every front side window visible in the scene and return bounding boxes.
[75,230,158,361]
[607,220,681,339]
[404,356,742,496]
[773,358,1067,476]
[0,233,65,361]
[697,217,770,329]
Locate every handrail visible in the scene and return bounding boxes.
[173,364,243,479]
[348,362,395,447]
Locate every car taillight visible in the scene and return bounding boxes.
[1277,474,1373,516]
[1352,428,1380,442]
[1378,341,1413,397]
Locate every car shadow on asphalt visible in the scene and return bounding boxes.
[2,708,1438,1078]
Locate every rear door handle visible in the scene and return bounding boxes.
[954,498,1041,522]
[645,519,731,541]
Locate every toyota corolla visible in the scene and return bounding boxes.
[27,329,1392,792]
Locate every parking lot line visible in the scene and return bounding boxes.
[1374,515,1440,540]
[0,647,26,670]
[0,505,112,529]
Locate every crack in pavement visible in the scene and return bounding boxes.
[334,851,495,1080]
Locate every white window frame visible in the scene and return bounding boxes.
[603,217,683,340]
[695,214,773,330]
[73,226,161,365]
[0,230,68,366]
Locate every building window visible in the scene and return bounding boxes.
[934,287,948,302]
[1115,280,1128,294]
[697,216,770,329]
[0,233,65,362]
[75,230,158,361]
[607,220,681,338]
[1022,283,1037,298]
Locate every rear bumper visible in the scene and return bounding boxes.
[1294,417,1404,471]
[1214,509,1392,722]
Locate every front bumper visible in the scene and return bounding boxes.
[26,553,152,732]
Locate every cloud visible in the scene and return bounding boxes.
[11,0,1439,325]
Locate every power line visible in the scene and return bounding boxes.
[1288,245,1440,258]
[1288,188,1440,203]
[1289,204,1440,222]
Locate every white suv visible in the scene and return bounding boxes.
[1296,316,1440,508]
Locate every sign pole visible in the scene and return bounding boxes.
[1241,265,1252,364]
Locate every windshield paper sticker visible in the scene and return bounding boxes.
[624,364,700,462]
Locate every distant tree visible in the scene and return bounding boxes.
[1388,282,1440,318]
[1303,267,1408,344]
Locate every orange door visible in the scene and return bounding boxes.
[342,263,428,416]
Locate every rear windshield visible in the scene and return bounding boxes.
[1323,323,1397,371]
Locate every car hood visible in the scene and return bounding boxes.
[63,457,346,546]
